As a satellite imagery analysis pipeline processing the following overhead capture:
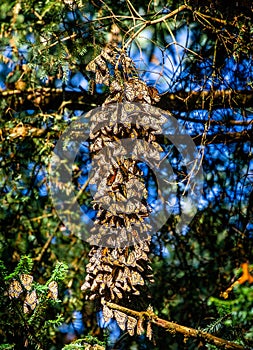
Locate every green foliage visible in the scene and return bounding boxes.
[4,255,33,280]
[206,284,253,348]
[62,335,106,350]
[0,257,68,349]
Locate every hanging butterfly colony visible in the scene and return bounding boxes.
[6,46,164,340]
[81,46,165,339]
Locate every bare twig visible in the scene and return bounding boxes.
[123,4,188,48]
[194,11,227,26]
[33,223,60,264]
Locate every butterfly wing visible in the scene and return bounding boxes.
[127,316,137,336]
[23,290,38,314]
[103,305,114,323]
[114,310,127,331]
[48,281,58,300]
[137,317,145,335]
[146,321,152,341]
[8,279,23,299]
[20,274,33,291]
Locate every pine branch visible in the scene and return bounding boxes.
[106,302,246,350]
[158,89,253,112]
[0,88,104,112]
[1,88,253,112]
[2,120,251,145]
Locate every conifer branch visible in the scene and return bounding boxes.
[2,116,251,145]
[106,302,245,350]
[1,88,253,112]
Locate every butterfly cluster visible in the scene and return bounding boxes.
[88,154,151,247]
[82,52,166,338]
[86,46,160,105]
[81,241,154,301]
[86,46,117,86]
[8,274,58,314]
[86,102,167,247]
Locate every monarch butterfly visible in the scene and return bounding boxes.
[121,265,130,277]
[95,274,104,283]
[127,316,137,336]
[125,202,136,214]
[20,274,33,291]
[105,274,113,288]
[115,280,131,293]
[114,310,127,331]
[23,290,38,314]
[111,249,118,260]
[103,305,114,323]
[139,239,150,252]
[147,86,160,103]
[81,281,90,291]
[123,215,132,229]
[95,69,110,86]
[118,228,128,244]
[146,321,152,341]
[112,286,123,300]
[90,279,99,292]
[48,281,58,300]
[102,264,113,273]
[86,60,96,73]
[137,317,145,335]
[8,279,23,299]
[110,80,122,94]
[98,281,106,294]
[89,293,97,301]
[126,251,136,266]
[135,263,144,273]
[107,168,118,186]
[118,254,126,265]
[86,55,107,73]
[134,247,148,261]
[101,48,116,64]
[123,102,136,113]
[105,235,117,247]
[115,268,124,281]
[131,286,140,296]
[131,271,144,286]
[115,191,127,202]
